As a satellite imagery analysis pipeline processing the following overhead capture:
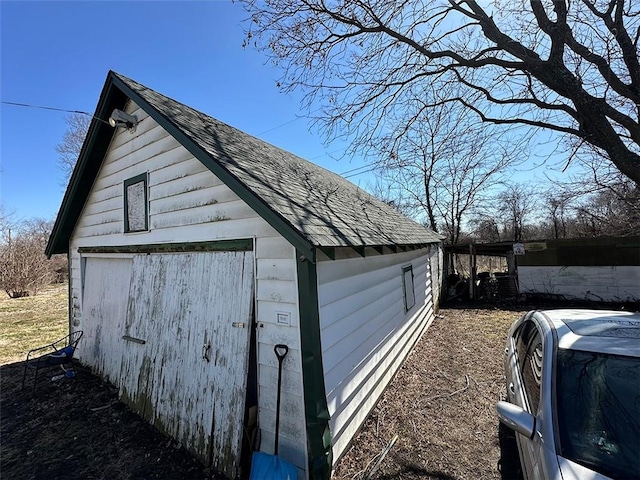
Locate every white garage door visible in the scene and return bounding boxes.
[83,250,254,478]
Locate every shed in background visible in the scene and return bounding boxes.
[517,236,640,303]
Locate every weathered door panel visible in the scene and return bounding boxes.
[118,251,254,478]
[81,257,133,385]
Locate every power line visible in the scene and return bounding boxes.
[343,166,378,179]
[340,163,378,177]
[1,101,111,125]
[3,100,353,166]
[255,107,323,136]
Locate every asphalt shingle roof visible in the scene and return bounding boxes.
[113,73,440,249]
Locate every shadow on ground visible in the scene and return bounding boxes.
[498,422,524,480]
[1,360,217,480]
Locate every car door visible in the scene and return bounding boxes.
[509,320,544,480]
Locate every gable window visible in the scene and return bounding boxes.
[402,265,415,312]
[124,173,148,232]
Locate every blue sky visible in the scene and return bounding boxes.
[1,1,363,221]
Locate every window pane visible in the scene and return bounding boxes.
[126,180,146,231]
[402,266,415,311]
[522,339,542,413]
[556,350,640,479]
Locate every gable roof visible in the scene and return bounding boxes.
[46,71,441,259]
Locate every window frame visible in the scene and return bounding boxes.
[515,320,543,414]
[123,173,149,233]
[401,264,416,312]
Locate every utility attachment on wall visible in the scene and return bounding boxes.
[108,109,138,132]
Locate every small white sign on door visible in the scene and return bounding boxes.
[276,311,291,326]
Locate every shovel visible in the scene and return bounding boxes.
[250,344,298,479]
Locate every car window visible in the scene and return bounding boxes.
[515,320,535,362]
[522,338,543,413]
[514,320,543,413]
[556,350,640,479]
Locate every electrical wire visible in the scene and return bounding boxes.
[1,101,111,125]
[343,166,378,179]
[340,163,378,178]
[2,101,368,175]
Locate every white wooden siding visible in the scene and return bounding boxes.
[317,248,436,464]
[519,266,640,302]
[254,236,307,470]
[68,101,307,473]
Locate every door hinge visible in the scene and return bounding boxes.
[232,322,246,328]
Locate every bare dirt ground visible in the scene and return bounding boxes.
[1,300,527,480]
[333,305,526,480]
[1,361,218,480]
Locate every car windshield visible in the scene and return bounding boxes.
[556,349,640,479]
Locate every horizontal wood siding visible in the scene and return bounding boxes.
[519,266,640,302]
[254,236,307,470]
[68,101,307,473]
[317,248,436,464]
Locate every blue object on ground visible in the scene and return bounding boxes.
[250,452,297,480]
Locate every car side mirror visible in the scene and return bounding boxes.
[496,401,535,439]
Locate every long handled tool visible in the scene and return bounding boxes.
[250,344,298,479]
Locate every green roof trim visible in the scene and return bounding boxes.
[77,239,254,255]
[45,80,129,257]
[296,251,332,479]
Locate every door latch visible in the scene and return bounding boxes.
[232,322,246,328]
[202,342,211,362]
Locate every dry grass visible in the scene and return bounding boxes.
[0,283,68,365]
[333,306,527,480]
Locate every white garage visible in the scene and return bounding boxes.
[46,71,443,479]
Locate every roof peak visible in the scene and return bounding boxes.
[47,71,440,257]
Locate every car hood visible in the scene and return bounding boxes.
[558,457,612,480]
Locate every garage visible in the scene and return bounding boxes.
[45,71,443,478]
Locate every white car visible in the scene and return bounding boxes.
[496,309,640,480]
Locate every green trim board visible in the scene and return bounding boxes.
[123,172,149,233]
[296,251,332,479]
[77,239,254,255]
[45,81,129,257]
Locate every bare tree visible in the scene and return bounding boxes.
[0,216,56,298]
[542,148,640,236]
[469,217,502,242]
[496,183,540,241]
[571,175,640,236]
[56,112,90,185]
[544,192,572,239]
[373,98,524,244]
[243,0,640,184]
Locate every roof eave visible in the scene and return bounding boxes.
[46,74,129,257]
